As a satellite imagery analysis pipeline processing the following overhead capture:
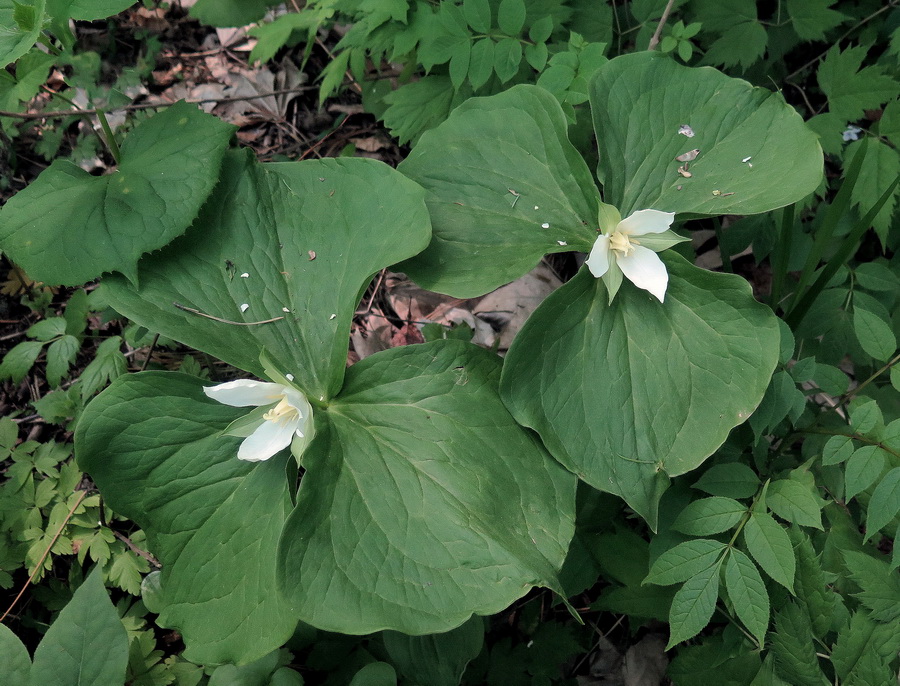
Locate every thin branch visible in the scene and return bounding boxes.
[111,530,161,568]
[0,87,317,120]
[648,0,678,51]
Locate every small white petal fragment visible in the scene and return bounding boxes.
[534,205,539,210]
[240,272,249,278]
[282,307,290,313]
[557,240,567,246]
[843,125,862,142]
[677,166,692,178]
[541,222,550,229]
[329,313,337,320]
[240,303,250,312]
[286,374,294,381]
[742,156,752,163]
[678,124,695,137]
[675,149,700,162]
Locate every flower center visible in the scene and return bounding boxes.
[263,397,299,424]
[608,230,639,257]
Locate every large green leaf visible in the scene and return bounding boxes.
[500,254,778,527]
[591,52,823,216]
[278,341,576,634]
[0,101,235,285]
[383,616,484,686]
[396,85,601,298]
[101,149,430,401]
[75,373,297,665]
[29,568,128,686]
[46,0,134,21]
[0,0,46,69]
[0,624,30,686]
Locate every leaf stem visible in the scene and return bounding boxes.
[770,204,794,311]
[841,351,900,402]
[95,109,121,165]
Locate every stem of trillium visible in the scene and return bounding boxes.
[95,109,121,165]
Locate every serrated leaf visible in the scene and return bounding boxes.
[27,317,66,341]
[818,45,900,123]
[645,538,725,586]
[76,373,297,665]
[770,602,827,686]
[692,462,761,498]
[854,262,900,292]
[278,342,576,634]
[46,335,80,388]
[842,550,900,622]
[845,138,900,246]
[744,512,795,592]
[497,0,525,35]
[845,446,886,502]
[30,568,128,686]
[865,467,900,542]
[382,75,458,145]
[725,549,769,646]
[849,399,882,435]
[788,526,833,638]
[102,149,430,402]
[831,610,900,680]
[501,256,778,527]
[702,21,767,70]
[666,562,720,648]
[0,339,43,383]
[80,336,126,398]
[768,479,823,529]
[785,0,846,40]
[852,305,897,362]
[0,0,46,69]
[0,623,29,686]
[0,102,236,286]
[822,434,854,466]
[383,616,483,686]
[672,497,746,536]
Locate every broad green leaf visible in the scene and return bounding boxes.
[0,102,235,285]
[666,562,720,648]
[349,663,397,686]
[591,52,822,217]
[785,0,846,40]
[692,462,761,498]
[383,615,483,686]
[449,39,470,90]
[0,340,43,383]
[207,649,281,686]
[854,262,900,292]
[46,335,80,388]
[496,0,525,35]
[492,37,522,82]
[822,434,854,466]
[724,549,769,646]
[501,255,778,527]
[46,0,134,21]
[468,38,495,90]
[767,479,823,529]
[190,0,280,26]
[0,623,30,686]
[30,568,128,686]
[0,0,46,69]
[645,539,725,586]
[865,467,900,542]
[462,0,490,33]
[845,446,886,502]
[76,373,297,665]
[849,398,882,435]
[818,45,900,123]
[770,602,827,686]
[102,149,430,402]
[744,512,795,592]
[831,611,900,680]
[397,85,600,297]
[529,15,553,43]
[671,497,745,536]
[278,341,576,634]
[842,551,900,622]
[852,306,897,362]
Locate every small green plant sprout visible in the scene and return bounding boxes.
[658,20,702,63]
[585,204,688,303]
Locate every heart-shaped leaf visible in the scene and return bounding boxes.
[0,101,235,285]
[76,372,297,666]
[0,0,46,69]
[500,254,778,528]
[278,341,576,634]
[101,149,431,401]
[396,85,600,298]
[592,52,823,216]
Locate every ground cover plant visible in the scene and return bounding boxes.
[0,1,899,684]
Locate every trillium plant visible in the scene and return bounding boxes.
[0,51,829,667]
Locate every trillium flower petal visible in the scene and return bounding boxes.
[238,416,297,461]
[203,380,286,407]
[617,245,669,302]
[617,209,675,236]
[586,234,612,278]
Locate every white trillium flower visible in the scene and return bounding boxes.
[585,207,684,303]
[203,380,314,462]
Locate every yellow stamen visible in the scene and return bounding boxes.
[263,397,299,423]
[609,230,639,257]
